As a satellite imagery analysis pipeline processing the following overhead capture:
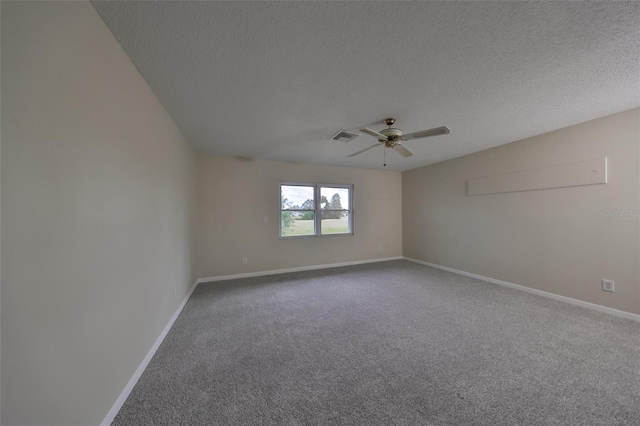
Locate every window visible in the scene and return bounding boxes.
[280,183,353,238]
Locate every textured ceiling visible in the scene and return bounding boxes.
[92,1,640,171]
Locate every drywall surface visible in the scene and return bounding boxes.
[403,108,640,315]
[1,2,196,425]
[197,155,402,279]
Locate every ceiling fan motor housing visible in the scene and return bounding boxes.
[379,127,404,143]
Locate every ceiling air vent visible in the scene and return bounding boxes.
[331,130,360,143]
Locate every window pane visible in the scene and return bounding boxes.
[281,185,314,210]
[281,212,315,236]
[321,210,350,235]
[320,187,349,210]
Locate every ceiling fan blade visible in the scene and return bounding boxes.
[392,143,415,158]
[402,126,450,141]
[347,143,381,158]
[359,127,388,140]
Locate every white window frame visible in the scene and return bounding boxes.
[280,182,354,238]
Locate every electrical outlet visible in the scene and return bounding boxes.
[242,257,248,265]
[264,216,269,223]
[602,279,615,293]
[378,245,383,252]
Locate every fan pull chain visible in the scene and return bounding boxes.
[383,147,386,167]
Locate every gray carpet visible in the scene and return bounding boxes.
[112,260,640,425]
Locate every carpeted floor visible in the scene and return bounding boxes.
[112,260,640,425]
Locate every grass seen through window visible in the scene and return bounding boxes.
[282,216,349,236]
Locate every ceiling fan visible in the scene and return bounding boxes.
[347,118,450,160]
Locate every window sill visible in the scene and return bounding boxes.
[279,232,354,240]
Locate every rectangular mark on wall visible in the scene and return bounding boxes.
[467,157,607,196]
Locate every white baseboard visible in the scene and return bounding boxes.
[403,257,640,323]
[102,255,636,425]
[101,280,199,426]
[197,256,403,284]
[101,257,402,424]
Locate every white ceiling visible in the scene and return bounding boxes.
[92,1,640,171]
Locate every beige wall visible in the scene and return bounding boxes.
[1,2,196,425]
[403,108,640,315]
[197,155,402,279]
